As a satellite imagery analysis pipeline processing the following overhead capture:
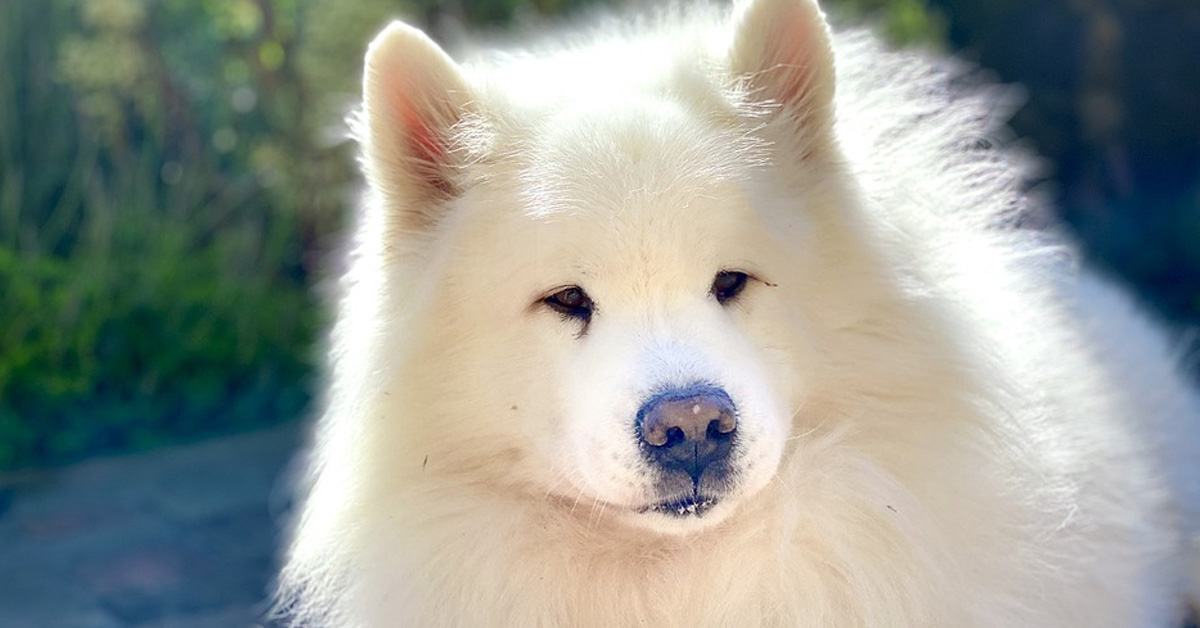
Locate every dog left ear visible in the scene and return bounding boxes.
[362,21,471,232]
[730,0,836,140]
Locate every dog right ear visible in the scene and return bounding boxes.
[362,22,471,232]
[730,0,836,148]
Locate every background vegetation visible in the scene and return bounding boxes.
[1,0,1196,470]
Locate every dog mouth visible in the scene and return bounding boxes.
[640,494,719,518]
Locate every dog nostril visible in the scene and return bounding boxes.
[644,422,671,447]
[707,415,736,439]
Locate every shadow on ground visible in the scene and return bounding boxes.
[0,422,303,628]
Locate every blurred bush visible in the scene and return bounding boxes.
[0,0,347,469]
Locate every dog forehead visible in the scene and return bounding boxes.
[502,181,755,303]
[515,95,759,218]
[449,91,772,289]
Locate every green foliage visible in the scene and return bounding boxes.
[0,0,331,469]
[827,0,947,46]
[0,243,313,467]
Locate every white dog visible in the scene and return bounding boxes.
[276,0,1200,625]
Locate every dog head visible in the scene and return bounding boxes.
[358,0,845,534]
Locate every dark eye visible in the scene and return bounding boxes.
[543,286,594,321]
[711,271,749,305]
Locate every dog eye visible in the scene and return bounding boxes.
[543,286,594,321]
[711,271,749,305]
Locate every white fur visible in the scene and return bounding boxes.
[276,0,1200,626]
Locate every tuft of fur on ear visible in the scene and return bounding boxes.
[362,21,471,231]
[730,0,836,141]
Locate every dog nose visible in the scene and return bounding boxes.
[637,386,737,483]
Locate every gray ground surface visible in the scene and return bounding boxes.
[0,422,304,628]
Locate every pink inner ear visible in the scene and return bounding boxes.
[386,68,455,197]
[761,16,819,108]
[398,96,445,166]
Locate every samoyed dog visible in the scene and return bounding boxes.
[277,0,1200,625]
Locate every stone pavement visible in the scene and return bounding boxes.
[0,422,304,628]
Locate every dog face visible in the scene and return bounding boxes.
[477,127,799,533]
[361,0,838,534]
